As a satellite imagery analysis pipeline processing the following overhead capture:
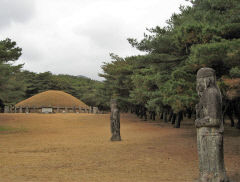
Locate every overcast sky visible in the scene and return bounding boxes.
[0,0,191,80]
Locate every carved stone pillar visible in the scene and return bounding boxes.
[195,68,229,182]
[93,107,98,114]
[110,99,121,141]
[4,106,9,113]
[26,107,29,113]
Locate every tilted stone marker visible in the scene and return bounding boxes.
[4,106,9,113]
[26,107,29,113]
[9,106,13,113]
[110,99,121,141]
[195,68,229,182]
[93,107,98,114]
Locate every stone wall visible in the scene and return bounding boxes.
[5,106,91,113]
[3,106,103,114]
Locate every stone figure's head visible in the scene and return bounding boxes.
[110,99,117,109]
[196,68,216,97]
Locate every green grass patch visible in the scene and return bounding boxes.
[0,126,27,134]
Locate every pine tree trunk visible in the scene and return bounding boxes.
[149,111,153,120]
[174,111,182,128]
[140,107,143,119]
[143,108,147,121]
[160,112,163,119]
[163,112,168,122]
[187,108,192,119]
[236,117,240,129]
[171,113,176,124]
[168,110,173,122]
[152,111,156,121]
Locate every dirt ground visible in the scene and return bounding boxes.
[0,113,239,182]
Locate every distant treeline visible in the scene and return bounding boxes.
[99,0,240,128]
[0,38,109,111]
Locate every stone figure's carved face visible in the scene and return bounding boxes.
[111,100,117,109]
[196,68,217,98]
[196,78,205,97]
[112,102,117,109]
[196,76,216,97]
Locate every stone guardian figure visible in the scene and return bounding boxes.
[195,68,229,182]
[110,99,121,141]
[4,106,9,113]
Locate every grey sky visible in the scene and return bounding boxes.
[0,0,191,80]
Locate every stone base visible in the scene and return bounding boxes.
[111,135,121,141]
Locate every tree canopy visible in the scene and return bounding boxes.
[0,39,106,110]
[100,0,240,125]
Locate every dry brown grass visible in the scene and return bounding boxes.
[15,90,89,108]
[0,113,239,182]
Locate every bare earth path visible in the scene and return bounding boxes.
[0,113,239,182]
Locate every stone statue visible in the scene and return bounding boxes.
[110,99,121,141]
[26,107,29,113]
[19,107,22,113]
[195,68,229,182]
[93,107,98,114]
[4,106,9,113]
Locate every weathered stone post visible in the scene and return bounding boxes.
[9,106,13,113]
[4,106,9,113]
[195,68,229,182]
[78,106,81,113]
[14,107,17,113]
[19,107,23,113]
[65,107,68,113]
[26,107,29,113]
[110,99,121,141]
[93,107,98,114]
